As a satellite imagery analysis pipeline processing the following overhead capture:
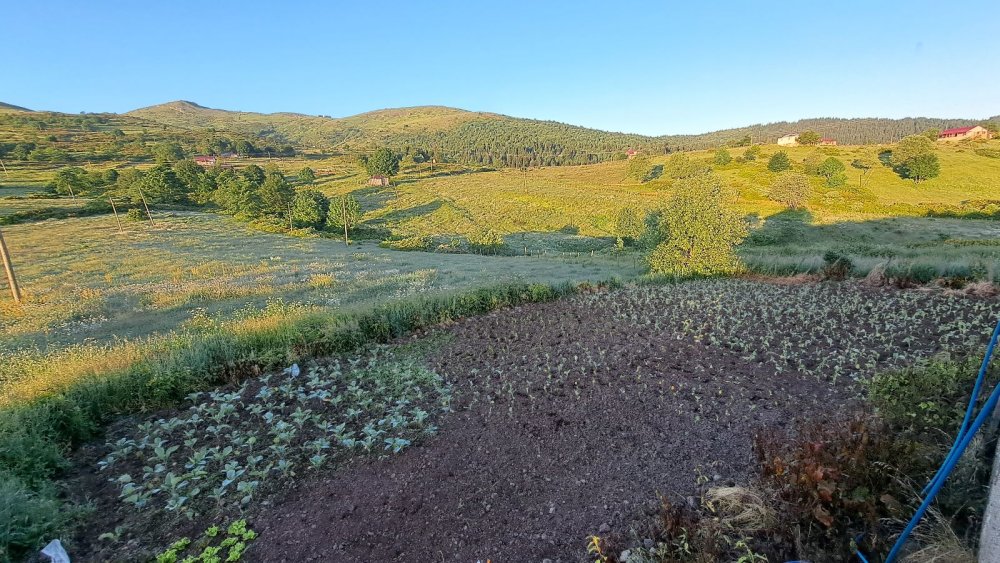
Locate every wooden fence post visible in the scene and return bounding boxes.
[0,228,22,304]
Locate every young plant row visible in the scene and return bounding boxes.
[99,348,450,517]
[585,280,1000,381]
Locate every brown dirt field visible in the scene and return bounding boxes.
[250,296,855,562]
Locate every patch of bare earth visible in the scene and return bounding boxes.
[252,293,854,562]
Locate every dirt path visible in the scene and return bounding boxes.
[252,298,853,562]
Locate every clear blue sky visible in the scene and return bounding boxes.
[4,1,998,135]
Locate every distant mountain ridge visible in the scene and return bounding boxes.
[5,99,996,166]
[0,101,31,112]
[128,100,998,155]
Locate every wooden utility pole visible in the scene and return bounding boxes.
[137,187,156,226]
[109,197,124,233]
[342,198,349,246]
[0,228,22,304]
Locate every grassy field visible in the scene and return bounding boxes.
[0,212,637,352]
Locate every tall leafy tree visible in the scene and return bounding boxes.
[213,172,262,218]
[899,153,940,183]
[152,142,185,163]
[816,157,846,187]
[241,165,266,187]
[891,135,939,182]
[647,173,748,275]
[797,131,821,145]
[290,190,330,229]
[258,171,295,216]
[140,164,188,204]
[365,147,400,178]
[891,135,935,167]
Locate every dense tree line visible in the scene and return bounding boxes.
[670,116,1000,150]
[0,113,295,164]
[46,160,347,235]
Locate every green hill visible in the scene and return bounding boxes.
[127,101,659,165]
[0,101,32,112]
[128,100,999,165]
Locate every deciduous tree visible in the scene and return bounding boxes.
[365,147,400,178]
[797,131,821,145]
[290,190,329,229]
[647,173,748,275]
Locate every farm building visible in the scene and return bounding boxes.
[193,156,217,167]
[937,125,991,141]
[777,134,798,146]
[625,148,640,159]
[819,138,837,146]
[368,175,390,187]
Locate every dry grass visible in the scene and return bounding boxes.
[704,486,776,533]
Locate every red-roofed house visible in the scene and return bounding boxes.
[194,156,217,167]
[938,125,990,141]
[625,148,640,159]
[818,138,837,146]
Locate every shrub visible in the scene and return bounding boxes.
[467,229,507,255]
[380,236,432,251]
[769,172,811,209]
[886,263,938,287]
[666,153,703,179]
[0,473,83,561]
[821,250,854,280]
[713,147,732,166]
[767,151,792,172]
[869,358,998,437]
[125,208,145,222]
[743,145,762,161]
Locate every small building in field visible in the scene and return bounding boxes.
[194,156,217,167]
[368,175,390,187]
[777,134,798,147]
[938,125,991,141]
[220,152,238,159]
[625,148,640,159]
[818,138,837,146]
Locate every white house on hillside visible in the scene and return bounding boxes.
[777,134,798,147]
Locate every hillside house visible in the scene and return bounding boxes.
[368,175,390,187]
[625,148,640,159]
[819,138,837,146]
[777,134,798,147]
[938,125,991,141]
[193,156,217,167]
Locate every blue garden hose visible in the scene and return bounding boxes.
[877,317,1000,563]
[922,319,1000,496]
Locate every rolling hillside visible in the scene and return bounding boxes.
[129,100,999,164]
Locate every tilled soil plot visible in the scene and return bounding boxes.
[253,286,880,562]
